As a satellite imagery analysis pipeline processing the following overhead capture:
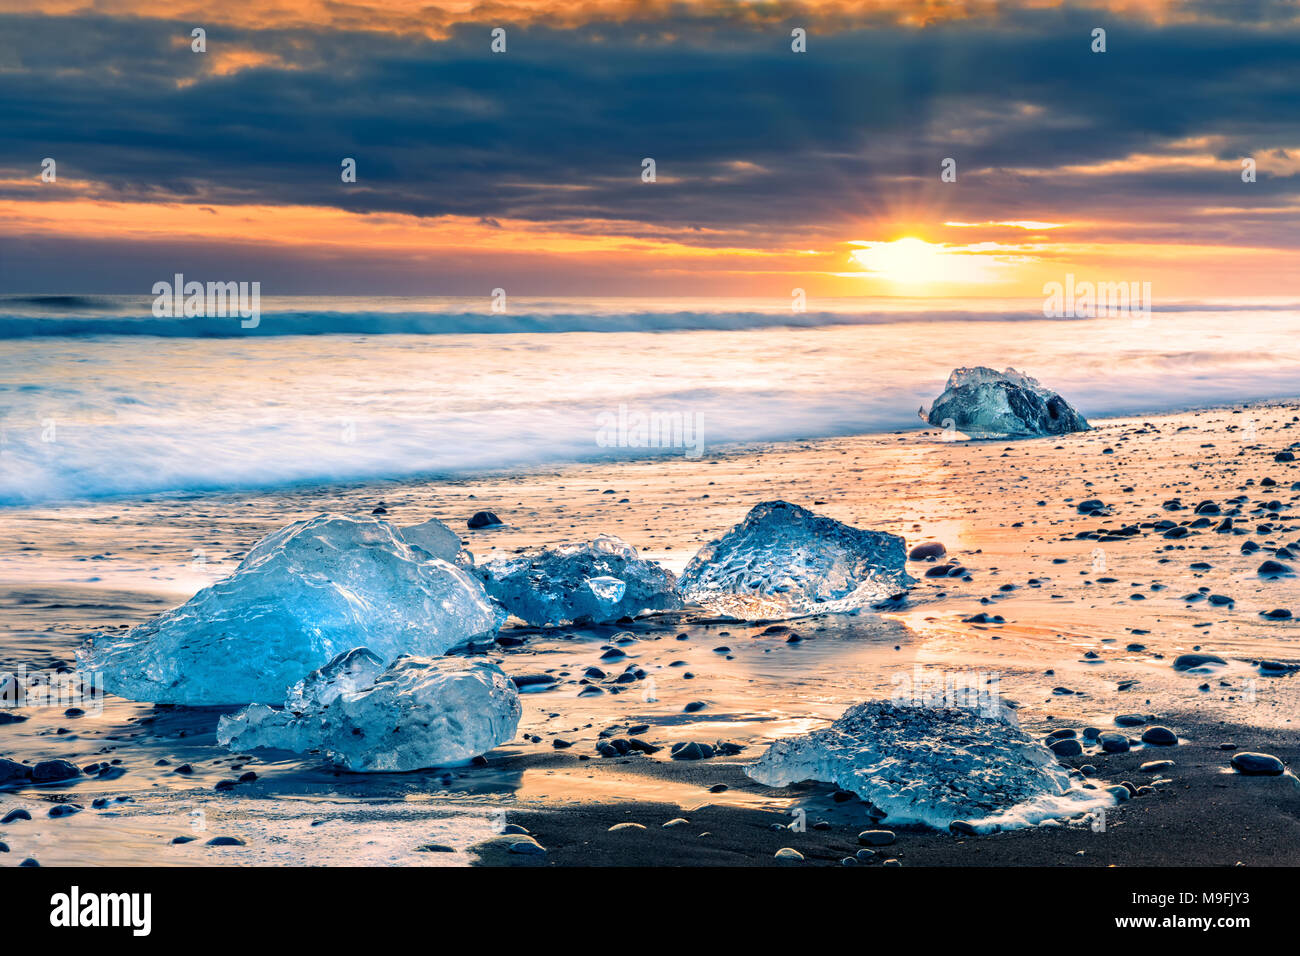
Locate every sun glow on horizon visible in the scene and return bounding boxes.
[847,237,1006,289]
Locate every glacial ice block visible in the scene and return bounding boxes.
[476,534,682,627]
[77,514,506,705]
[923,366,1090,438]
[217,652,522,771]
[745,699,1111,831]
[676,501,914,620]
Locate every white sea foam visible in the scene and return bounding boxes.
[1,297,1297,504]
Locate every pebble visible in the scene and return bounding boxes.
[507,836,547,855]
[1098,732,1131,753]
[1172,653,1226,670]
[1231,752,1286,776]
[1140,726,1178,746]
[608,822,646,832]
[206,836,246,846]
[31,759,81,783]
[1,809,32,824]
[774,847,804,862]
[467,511,503,529]
[48,803,82,818]
[858,829,896,846]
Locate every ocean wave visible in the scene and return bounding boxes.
[0,308,1092,338]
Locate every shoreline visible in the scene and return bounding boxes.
[4,394,1300,514]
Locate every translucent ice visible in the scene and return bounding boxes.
[399,517,470,566]
[676,501,914,620]
[217,652,522,771]
[923,366,1090,438]
[477,535,681,626]
[77,514,505,705]
[746,699,1112,831]
[285,646,385,711]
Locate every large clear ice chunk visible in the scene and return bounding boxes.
[77,514,505,705]
[677,501,914,620]
[923,366,1090,438]
[217,652,522,771]
[476,535,681,627]
[746,698,1112,831]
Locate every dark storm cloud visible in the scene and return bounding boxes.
[0,4,1297,237]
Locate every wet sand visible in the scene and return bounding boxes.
[1,399,1297,866]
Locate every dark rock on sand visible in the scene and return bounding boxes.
[2,808,32,824]
[0,758,31,785]
[1258,560,1294,577]
[1141,726,1178,746]
[1231,752,1286,776]
[858,829,896,846]
[31,759,81,783]
[206,836,246,846]
[908,542,947,561]
[467,511,504,529]
[1173,653,1226,671]
[1099,733,1131,753]
[1050,738,1083,757]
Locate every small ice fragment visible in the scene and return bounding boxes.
[77,514,505,705]
[746,698,1112,832]
[677,500,914,620]
[477,536,681,626]
[217,653,521,772]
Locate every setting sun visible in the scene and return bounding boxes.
[848,237,1003,288]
